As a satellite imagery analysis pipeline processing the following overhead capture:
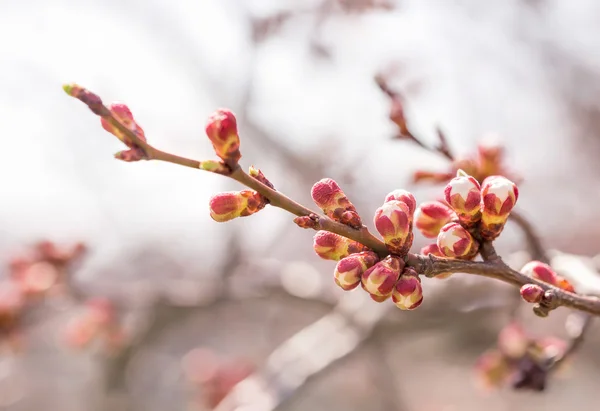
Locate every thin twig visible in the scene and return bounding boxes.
[509,210,550,264]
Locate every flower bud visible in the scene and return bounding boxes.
[209,190,265,223]
[475,350,511,390]
[361,255,403,302]
[520,284,544,303]
[420,244,452,279]
[311,178,361,228]
[333,251,379,291]
[63,83,104,115]
[293,215,319,230]
[313,231,366,261]
[101,103,147,149]
[374,200,413,255]
[114,148,146,162]
[384,189,416,216]
[443,172,481,226]
[480,176,519,239]
[392,268,423,310]
[520,261,575,292]
[414,201,455,238]
[437,222,478,258]
[205,109,241,164]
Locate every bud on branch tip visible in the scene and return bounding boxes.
[205,109,241,165]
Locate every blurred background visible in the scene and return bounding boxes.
[1,0,600,410]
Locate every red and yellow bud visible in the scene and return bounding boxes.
[392,268,423,310]
[420,244,452,279]
[101,103,147,149]
[520,261,575,293]
[361,255,403,302]
[313,231,367,261]
[374,200,413,255]
[414,201,456,238]
[520,284,544,303]
[443,172,482,226]
[205,109,241,164]
[437,222,478,258]
[474,350,511,391]
[311,178,362,228]
[209,190,265,223]
[333,251,379,291]
[293,215,319,230]
[480,176,519,239]
[384,189,417,216]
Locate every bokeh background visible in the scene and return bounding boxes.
[1,0,600,410]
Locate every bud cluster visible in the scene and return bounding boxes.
[475,322,567,392]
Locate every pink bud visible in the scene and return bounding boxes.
[333,251,379,291]
[209,190,265,223]
[520,261,575,293]
[205,109,241,164]
[414,201,456,238]
[437,222,478,258]
[63,83,104,115]
[520,284,544,303]
[443,173,481,226]
[373,200,413,255]
[420,244,452,279]
[480,176,518,239]
[498,322,529,359]
[361,256,403,302]
[474,350,511,390]
[313,231,367,261]
[384,189,416,216]
[114,148,146,162]
[311,178,362,228]
[101,102,147,149]
[392,268,423,310]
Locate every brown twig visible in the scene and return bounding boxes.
[65,87,600,318]
[509,210,550,264]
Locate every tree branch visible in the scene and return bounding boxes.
[65,86,600,318]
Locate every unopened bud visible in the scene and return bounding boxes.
[333,251,379,291]
[249,166,275,189]
[480,176,519,239]
[361,255,403,302]
[209,190,265,223]
[384,189,417,216]
[520,284,544,303]
[313,231,366,261]
[311,178,362,228]
[374,200,413,255]
[114,148,146,162]
[414,201,456,238]
[205,109,241,164]
[293,215,319,230]
[63,83,105,115]
[101,103,147,149]
[520,261,575,293]
[437,222,478,258]
[392,268,423,310]
[444,172,481,226]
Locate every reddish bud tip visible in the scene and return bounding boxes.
[209,190,265,223]
[520,261,575,292]
[437,222,478,258]
[293,215,319,230]
[361,255,403,301]
[63,83,105,115]
[205,109,241,164]
[384,189,416,216]
[311,178,362,228]
[414,201,456,238]
[392,268,423,310]
[444,174,481,226]
[520,284,544,304]
[333,251,379,291]
[313,231,366,261]
[374,200,413,255]
[101,102,147,149]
